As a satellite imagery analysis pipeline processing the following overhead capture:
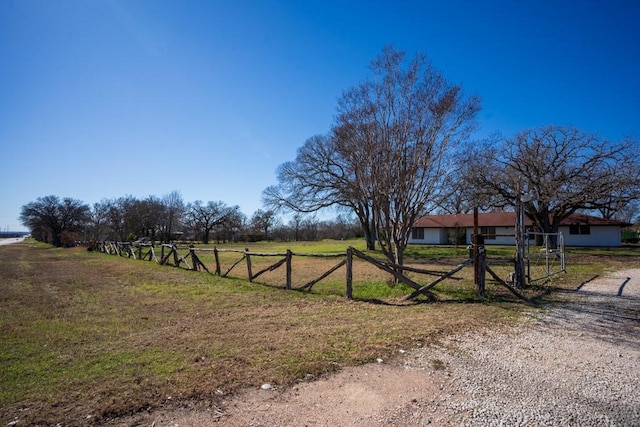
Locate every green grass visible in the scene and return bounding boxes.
[566,246,640,257]
[1,239,637,424]
[192,238,370,254]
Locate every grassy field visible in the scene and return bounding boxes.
[1,239,637,425]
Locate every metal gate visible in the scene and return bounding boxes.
[526,232,566,284]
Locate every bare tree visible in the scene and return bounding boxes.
[289,213,304,241]
[160,191,185,243]
[435,171,476,214]
[334,46,480,267]
[104,196,132,241]
[250,209,279,241]
[437,133,504,214]
[87,200,112,242]
[102,196,163,241]
[597,198,639,222]
[138,196,165,240]
[185,200,235,244]
[213,206,244,243]
[603,199,640,224]
[265,46,480,263]
[20,195,90,247]
[263,134,378,249]
[465,126,640,242]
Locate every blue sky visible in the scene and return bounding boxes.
[1,0,638,231]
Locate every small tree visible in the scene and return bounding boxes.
[213,207,244,243]
[250,209,279,241]
[160,191,185,243]
[87,200,112,242]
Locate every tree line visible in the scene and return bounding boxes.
[20,192,363,248]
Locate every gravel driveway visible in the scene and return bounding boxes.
[400,268,640,426]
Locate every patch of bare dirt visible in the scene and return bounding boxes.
[106,362,448,426]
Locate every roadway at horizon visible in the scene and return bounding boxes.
[0,236,28,246]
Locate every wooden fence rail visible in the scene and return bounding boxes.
[93,241,522,301]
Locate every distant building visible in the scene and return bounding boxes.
[409,212,626,247]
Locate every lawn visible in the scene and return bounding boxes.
[1,239,636,425]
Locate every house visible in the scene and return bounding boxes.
[409,212,627,247]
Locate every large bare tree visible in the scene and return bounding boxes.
[334,46,480,267]
[264,46,480,264]
[20,195,90,247]
[263,134,378,249]
[185,200,236,244]
[465,125,640,241]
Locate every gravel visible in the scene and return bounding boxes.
[400,269,640,426]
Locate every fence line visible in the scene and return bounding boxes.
[92,241,527,301]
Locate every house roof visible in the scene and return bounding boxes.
[563,213,628,226]
[413,212,626,228]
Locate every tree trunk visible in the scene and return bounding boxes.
[393,243,405,284]
[548,223,560,249]
[533,211,551,245]
[355,214,376,250]
[364,227,376,250]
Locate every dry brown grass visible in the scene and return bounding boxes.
[1,240,635,425]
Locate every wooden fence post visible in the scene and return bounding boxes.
[345,247,353,299]
[245,248,253,282]
[286,249,292,290]
[473,207,479,287]
[172,245,180,266]
[477,245,486,297]
[214,247,221,275]
[190,246,198,271]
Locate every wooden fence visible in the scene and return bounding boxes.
[93,241,526,301]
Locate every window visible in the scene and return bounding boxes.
[412,227,424,240]
[481,226,496,240]
[569,225,591,235]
